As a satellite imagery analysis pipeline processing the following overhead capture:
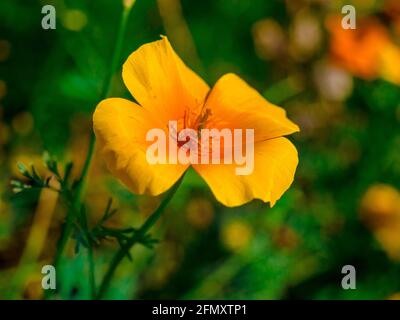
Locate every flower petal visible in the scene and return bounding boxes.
[93,98,188,195]
[122,36,210,122]
[204,73,299,141]
[193,137,298,207]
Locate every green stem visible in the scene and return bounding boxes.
[102,5,132,99]
[52,2,134,291]
[53,138,94,270]
[80,206,97,298]
[96,176,184,299]
[87,238,96,297]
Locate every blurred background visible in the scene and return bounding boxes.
[1,0,400,299]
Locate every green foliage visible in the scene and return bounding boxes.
[1,0,400,300]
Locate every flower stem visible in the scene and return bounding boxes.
[96,176,184,299]
[87,235,96,297]
[52,3,134,294]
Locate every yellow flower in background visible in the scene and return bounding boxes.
[379,43,400,85]
[387,292,400,300]
[221,220,253,251]
[360,184,400,226]
[360,184,400,260]
[93,36,299,207]
[61,10,87,32]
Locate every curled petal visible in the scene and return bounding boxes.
[93,98,188,195]
[122,36,210,123]
[193,137,298,207]
[204,73,299,141]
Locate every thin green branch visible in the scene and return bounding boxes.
[51,2,135,298]
[96,176,185,299]
[87,244,96,297]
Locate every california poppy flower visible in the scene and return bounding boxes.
[93,36,299,207]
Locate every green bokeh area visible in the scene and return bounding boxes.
[1,0,400,300]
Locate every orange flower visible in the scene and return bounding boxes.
[93,37,299,207]
[326,15,391,80]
